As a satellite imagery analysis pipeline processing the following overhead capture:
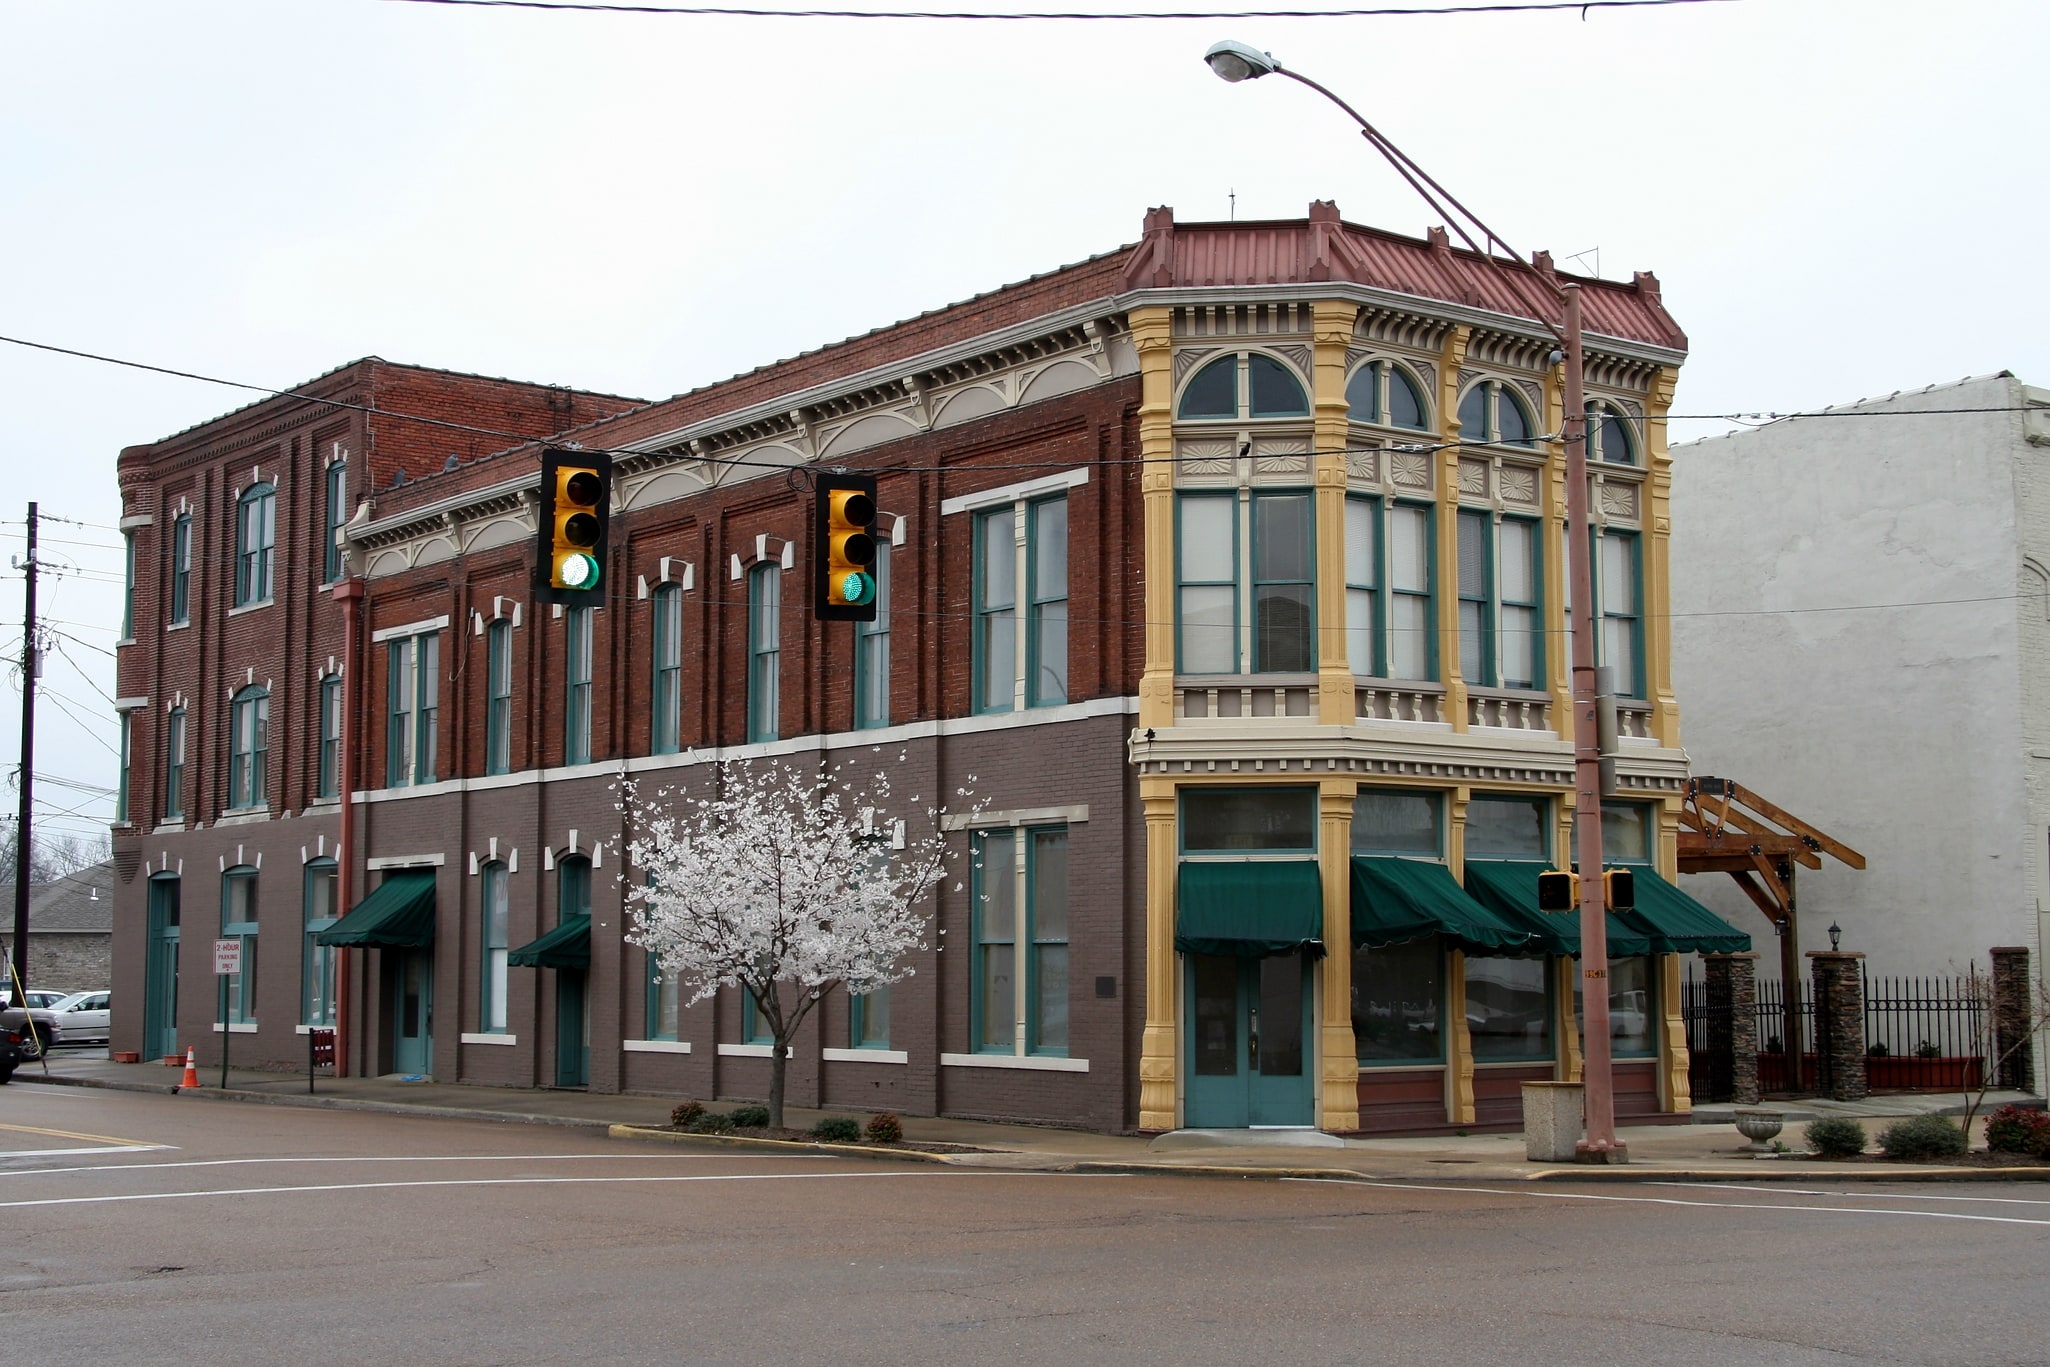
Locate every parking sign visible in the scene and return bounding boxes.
[213,938,242,975]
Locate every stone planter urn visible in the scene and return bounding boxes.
[1732,1107,1786,1154]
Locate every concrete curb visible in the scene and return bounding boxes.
[1070,1161,1375,1183]
[608,1123,957,1164]
[18,1069,613,1131]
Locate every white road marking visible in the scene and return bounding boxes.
[0,1146,169,1159]
[0,1169,1075,1210]
[0,1152,780,1178]
[1654,1181,2050,1207]
[1288,1177,2050,1228]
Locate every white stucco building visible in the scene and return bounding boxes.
[1670,372,2050,980]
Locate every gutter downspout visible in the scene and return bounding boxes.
[332,576,367,1077]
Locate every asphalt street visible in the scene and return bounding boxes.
[4,1081,2048,1366]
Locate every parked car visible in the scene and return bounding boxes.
[0,1000,63,1056]
[0,1026,23,1083]
[0,988,72,1011]
[47,991,110,1045]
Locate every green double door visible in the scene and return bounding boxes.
[1184,951,1314,1128]
[144,876,181,1061]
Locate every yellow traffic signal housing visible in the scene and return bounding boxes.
[1603,866,1635,913]
[815,472,879,621]
[535,448,610,605]
[1537,869,1578,912]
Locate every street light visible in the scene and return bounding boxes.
[1206,41,1626,1163]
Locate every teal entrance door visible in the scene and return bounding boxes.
[392,950,432,1075]
[556,971,589,1087]
[144,875,181,1060]
[1184,952,1314,1128]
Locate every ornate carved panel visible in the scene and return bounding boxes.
[1391,452,1434,490]
[1598,479,1641,523]
[1457,459,1489,499]
[1497,464,1540,509]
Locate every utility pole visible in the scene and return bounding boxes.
[11,502,37,1003]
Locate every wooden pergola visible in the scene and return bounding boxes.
[1677,776,1867,1091]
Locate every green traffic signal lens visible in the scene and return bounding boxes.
[558,551,601,590]
[836,570,874,606]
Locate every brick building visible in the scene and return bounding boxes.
[111,204,1743,1134]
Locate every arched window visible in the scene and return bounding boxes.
[303,858,338,1026]
[317,675,341,799]
[559,853,592,922]
[1586,401,1637,465]
[235,483,276,606]
[651,584,682,754]
[481,860,510,1032]
[229,685,269,810]
[1457,381,1538,449]
[1176,353,1310,420]
[1345,360,1430,431]
[164,705,186,820]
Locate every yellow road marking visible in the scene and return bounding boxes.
[0,1121,161,1148]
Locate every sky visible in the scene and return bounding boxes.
[2,0,2045,840]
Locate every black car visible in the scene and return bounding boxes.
[0,1026,25,1084]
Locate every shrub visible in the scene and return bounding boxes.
[1804,1116,1867,1159]
[865,1112,904,1144]
[1866,1042,1890,1058]
[1763,1036,1784,1055]
[670,1100,706,1130]
[728,1104,772,1130]
[1877,1114,1967,1161]
[1983,1104,2050,1155]
[1913,1040,1943,1060]
[687,1110,736,1134]
[811,1116,862,1143]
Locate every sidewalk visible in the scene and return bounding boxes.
[15,1052,2047,1184]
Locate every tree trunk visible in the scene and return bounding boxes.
[768,1031,788,1131]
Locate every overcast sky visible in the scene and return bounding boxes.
[3,0,2043,838]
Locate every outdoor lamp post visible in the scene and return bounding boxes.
[1828,921,1842,952]
[1205,40,1626,1162]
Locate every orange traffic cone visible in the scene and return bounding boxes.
[178,1047,199,1091]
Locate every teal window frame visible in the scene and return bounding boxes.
[228,685,268,810]
[317,675,341,799]
[1251,490,1314,673]
[115,710,131,825]
[1353,937,1447,1066]
[481,860,510,1033]
[234,483,275,606]
[170,514,190,625]
[646,953,680,1042]
[323,459,348,583]
[854,542,891,728]
[848,986,890,1049]
[220,865,258,1024]
[1345,359,1430,431]
[1457,508,1496,688]
[121,531,135,639]
[302,859,338,1027]
[565,606,594,763]
[1350,788,1444,857]
[1458,380,1538,449]
[558,853,592,923]
[485,623,512,776]
[1176,352,1311,421]
[1176,491,1239,674]
[1026,499,1068,706]
[1464,792,1551,860]
[164,705,185,820]
[1458,511,1544,690]
[1586,402,1638,466]
[1388,501,1436,682]
[972,506,1018,714]
[747,565,780,743]
[1595,529,1645,699]
[1179,786,1319,854]
[970,825,1070,1057]
[742,987,772,1045]
[1466,954,1554,1062]
[386,633,439,787]
[651,584,682,754]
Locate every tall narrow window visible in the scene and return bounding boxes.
[115,711,131,824]
[849,987,890,1049]
[565,607,593,763]
[221,866,258,1024]
[1599,531,1643,698]
[387,634,439,786]
[651,585,682,754]
[170,514,191,625]
[1178,493,1238,674]
[1586,402,1638,466]
[1388,504,1435,681]
[746,566,780,743]
[1027,499,1068,705]
[647,952,680,1042]
[234,483,275,606]
[1457,510,1492,685]
[559,855,592,921]
[164,705,185,821]
[481,861,510,1032]
[854,542,890,728]
[1497,518,1541,689]
[317,675,341,799]
[972,826,1070,1057]
[1252,492,1313,672]
[303,860,338,1026]
[323,459,348,583]
[121,532,136,639]
[975,508,1017,713]
[228,686,268,809]
[1344,496,1379,674]
[486,622,513,775]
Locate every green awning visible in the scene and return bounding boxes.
[1460,860,1654,958]
[1618,868,1752,955]
[1176,861,1324,958]
[508,914,591,970]
[1350,857,1539,955]
[315,870,437,949]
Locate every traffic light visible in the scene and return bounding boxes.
[1603,866,1635,913]
[1537,869,1578,912]
[814,472,879,621]
[536,448,610,605]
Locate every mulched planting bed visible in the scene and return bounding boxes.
[665,1126,983,1154]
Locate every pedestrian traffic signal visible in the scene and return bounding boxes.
[1603,866,1634,913]
[815,471,878,621]
[1537,869,1578,912]
[536,448,610,605]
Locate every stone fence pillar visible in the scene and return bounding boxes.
[1703,952,1759,1105]
[1991,947,2035,1093]
[1808,951,1867,1101]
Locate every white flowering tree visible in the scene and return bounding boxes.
[621,759,961,1131]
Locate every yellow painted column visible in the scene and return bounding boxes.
[1555,955,1584,1083]
[1313,300,1358,725]
[1138,780,1180,1131]
[1133,306,1179,733]
[1658,952,1691,1113]
[1446,948,1475,1125]
[1317,779,1360,1130]
[1436,326,1471,730]
[1641,366,1681,747]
